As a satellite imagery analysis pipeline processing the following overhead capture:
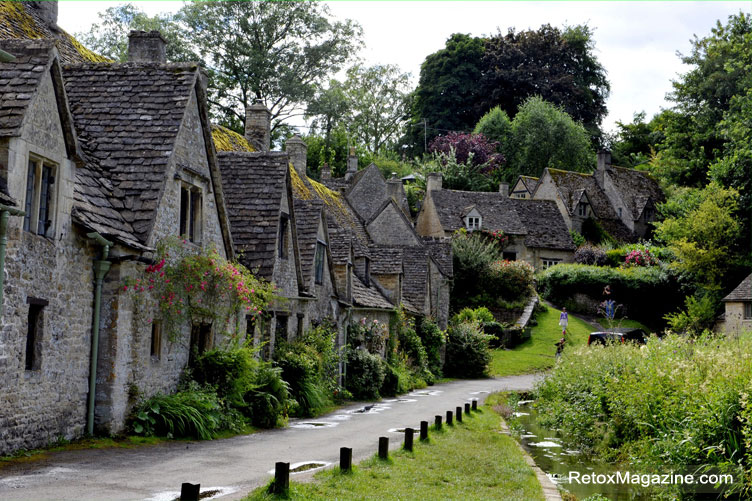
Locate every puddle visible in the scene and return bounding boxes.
[328,414,351,421]
[146,486,236,501]
[266,461,331,475]
[396,398,417,403]
[289,421,338,429]
[408,389,443,397]
[345,404,390,414]
[468,390,490,395]
[387,426,422,434]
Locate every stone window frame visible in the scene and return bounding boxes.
[314,240,326,285]
[745,302,752,320]
[23,155,59,238]
[577,201,590,217]
[542,258,563,269]
[179,183,203,244]
[465,216,481,231]
[150,321,162,361]
[25,297,48,371]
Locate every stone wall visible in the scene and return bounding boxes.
[531,174,573,231]
[367,203,421,247]
[724,302,752,336]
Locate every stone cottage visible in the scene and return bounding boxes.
[510,175,539,199]
[721,274,752,335]
[531,151,664,241]
[416,173,575,269]
[0,3,241,452]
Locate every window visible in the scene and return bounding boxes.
[644,208,655,221]
[502,251,517,261]
[189,323,212,365]
[542,258,562,269]
[465,216,481,231]
[179,185,202,243]
[23,157,57,237]
[275,314,289,344]
[364,258,371,287]
[25,297,47,371]
[150,321,162,360]
[577,202,589,217]
[745,302,752,320]
[314,240,326,285]
[618,207,623,218]
[245,315,256,344]
[278,214,289,259]
[297,313,305,339]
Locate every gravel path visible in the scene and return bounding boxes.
[0,374,542,501]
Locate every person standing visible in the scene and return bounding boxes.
[555,337,566,360]
[559,307,569,335]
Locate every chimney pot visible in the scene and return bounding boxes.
[245,103,271,152]
[345,148,358,180]
[286,135,308,178]
[127,30,167,63]
[426,173,442,192]
[321,163,331,180]
[498,182,509,197]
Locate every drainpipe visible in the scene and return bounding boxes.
[86,232,113,436]
[0,205,25,317]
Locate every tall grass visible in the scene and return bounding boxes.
[535,333,752,494]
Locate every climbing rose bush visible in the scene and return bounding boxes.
[124,237,275,341]
[624,248,657,267]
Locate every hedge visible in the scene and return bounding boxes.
[536,264,684,325]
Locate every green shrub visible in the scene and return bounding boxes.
[381,356,414,397]
[454,306,495,325]
[485,259,535,301]
[574,244,607,266]
[345,348,386,399]
[581,217,616,245]
[418,318,446,378]
[191,347,258,407]
[570,230,586,247]
[245,365,290,428]
[664,291,721,335]
[444,322,492,378]
[605,249,624,267]
[451,231,502,311]
[274,343,329,417]
[130,385,224,440]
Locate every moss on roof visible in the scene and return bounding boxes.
[211,124,255,152]
[64,32,110,63]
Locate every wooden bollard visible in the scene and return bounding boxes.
[180,483,200,501]
[378,436,389,459]
[340,447,353,472]
[404,427,414,451]
[272,462,289,494]
[435,415,442,430]
[472,399,478,411]
[446,410,453,425]
[420,420,429,441]
[464,403,471,415]
[456,406,463,423]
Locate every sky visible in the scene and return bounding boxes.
[58,1,749,134]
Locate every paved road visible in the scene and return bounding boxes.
[0,375,541,501]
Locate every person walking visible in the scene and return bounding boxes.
[559,307,569,336]
[555,337,566,360]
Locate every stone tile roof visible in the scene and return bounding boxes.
[0,177,16,206]
[0,2,110,64]
[429,189,528,235]
[0,39,52,137]
[509,199,575,251]
[63,62,199,243]
[421,237,453,277]
[606,166,665,220]
[293,197,324,284]
[519,175,539,193]
[352,274,393,310]
[217,151,288,281]
[401,246,429,312]
[369,245,403,275]
[211,124,255,153]
[723,274,752,302]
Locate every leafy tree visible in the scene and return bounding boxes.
[473,106,512,158]
[609,112,665,168]
[305,79,350,151]
[506,97,594,180]
[179,0,362,130]
[407,33,486,153]
[75,3,195,63]
[418,149,498,193]
[654,181,741,289]
[342,64,412,154]
[480,24,610,143]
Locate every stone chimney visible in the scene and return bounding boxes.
[286,135,308,178]
[595,150,612,186]
[386,175,403,201]
[127,31,167,63]
[426,173,442,192]
[245,103,271,152]
[320,163,331,181]
[28,1,58,27]
[498,182,509,197]
[344,147,358,181]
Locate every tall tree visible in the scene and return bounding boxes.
[609,112,665,168]
[180,1,362,132]
[480,24,609,144]
[305,79,350,151]
[407,33,486,153]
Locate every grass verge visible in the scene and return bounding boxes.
[243,395,546,501]
[490,303,594,377]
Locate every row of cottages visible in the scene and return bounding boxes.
[416,173,576,269]
[0,2,450,454]
[511,151,665,241]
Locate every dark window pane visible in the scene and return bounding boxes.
[314,241,325,284]
[179,187,189,237]
[23,161,35,232]
[38,165,52,235]
[25,304,43,370]
[190,190,200,242]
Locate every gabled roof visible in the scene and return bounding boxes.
[723,274,752,302]
[352,274,393,310]
[428,189,528,235]
[422,237,453,278]
[293,195,324,283]
[217,151,290,281]
[63,62,200,243]
[369,245,403,275]
[401,246,429,312]
[606,166,665,220]
[508,199,575,251]
[519,175,539,193]
[545,169,618,220]
[0,39,51,137]
[0,2,110,64]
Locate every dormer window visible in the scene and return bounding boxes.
[23,157,58,238]
[577,202,589,217]
[179,184,202,243]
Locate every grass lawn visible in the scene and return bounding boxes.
[490,304,595,377]
[244,398,545,501]
[597,317,654,333]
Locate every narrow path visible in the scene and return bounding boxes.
[0,375,542,501]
